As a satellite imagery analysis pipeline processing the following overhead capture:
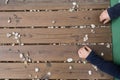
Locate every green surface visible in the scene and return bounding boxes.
[110,0,120,80]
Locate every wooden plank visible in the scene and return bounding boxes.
[0,11,106,27]
[0,4,109,10]
[0,63,113,79]
[0,28,111,43]
[0,0,109,4]
[0,0,109,10]
[0,45,112,61]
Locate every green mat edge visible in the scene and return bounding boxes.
[110,0,120,80]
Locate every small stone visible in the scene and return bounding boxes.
[67,58,73,62]
[12,32,16,35]
[83,34,88,42]
[15,32,19,36]
[33,9,37,12]
[69,66,73,70]
[101,52,104,56]
[12,43,15,46]
[18,34,21,38]
[24,61,28,65]
[52,20,56,24]
[91,29,95,33]
[6,33,12,38]
[5,0,9,4]
[91,24,96,28]
[92,65,98,71]
[8,19,11,23]
[37,61,39,63]
[61,26,65,28]
[22,57,26,61]
[80,26,84,28]
[14,36,18,39]
[35,67,40,72]
[16,40,20,43]
[99,43,104,45]
[28,58,32,62]
[30,10,33,12]
[88,70,92,75]
[83,61,87,64]
[21,43,24,46]
[53,43,56,45]
[72,2,77,6]
[69,8,74,12]
[47,72,51,76]
[106,43,110,48]
[19,53,24,58]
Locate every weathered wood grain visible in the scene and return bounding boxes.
[0,63,112,79]
[0,28,111,43]
[0,11,106,27]
[0,45,112,61]
[0,0,109,10]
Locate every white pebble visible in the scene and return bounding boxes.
[69,8,74,12]
[92,65,98,71]
[15,32,19,36]
[5,0,9,4]
[19,53,24,58]
[72,2,77,6]
[88,70,92,75]
[6,33,12,38]
[52,20,56,24]
[21,43,24,46]
[28,58,32,62]
[8,19,11,23]
[101,52,104,56]
[18,34,21,38]
[12,32,16,35]
[91,29,95,33]
[106,43,110,48]
[91,24,96,28]
[16,40,20,43]
[67,58,73,62]
[47,72,51,76]
[83,34,88,42]
[83,61,87,64]
[14,36,18,39]
[69,66,73,70]
[12,43,15,46]
[35,67,40,72]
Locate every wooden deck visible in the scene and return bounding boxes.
[0,0,113,80]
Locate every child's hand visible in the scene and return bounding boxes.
[100,10,111,24]
[78,46,92,59]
